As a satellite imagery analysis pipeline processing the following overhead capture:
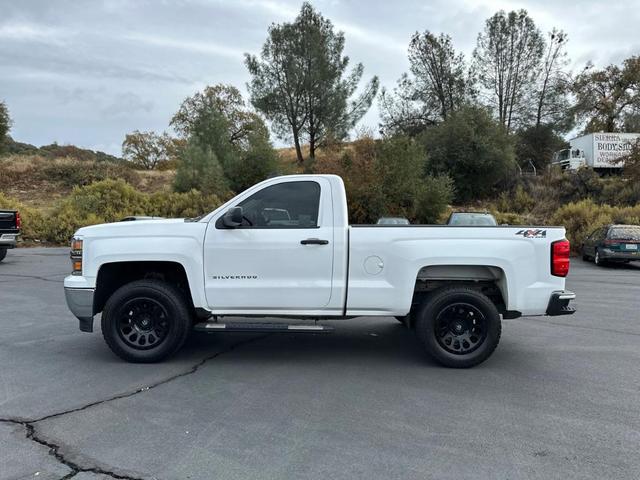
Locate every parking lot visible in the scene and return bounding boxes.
[1,247,639,480]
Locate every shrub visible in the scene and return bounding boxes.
[421,105,516,202]
[149,190,222,218]
[416,175,455,223]
[38,158,139,187]
[551,199,640,252]
[0,193,48,243]
[174,141,230,196]
[494,184,536,214]
[2,179,225,244]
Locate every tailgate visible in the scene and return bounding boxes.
[0,211,17,231]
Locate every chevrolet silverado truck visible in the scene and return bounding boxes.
[64,174,575,368]
[0,209,21,262]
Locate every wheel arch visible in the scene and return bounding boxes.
[93,261,195,315]
[407,264,510,327]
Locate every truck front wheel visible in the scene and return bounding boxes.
[415,287,501,368]
[101,279,192,363]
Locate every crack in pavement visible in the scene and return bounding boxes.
[0,334,269,480]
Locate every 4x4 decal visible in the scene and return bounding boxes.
[515,229,546,238]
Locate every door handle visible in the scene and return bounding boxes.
[300,238,329,245]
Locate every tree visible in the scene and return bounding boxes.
[572,56,640,133]
[314,134,453,223]
[174,139,229,196]
[225,131,279,192]
[421,105,516,202]
[170,84,266,151]
[515,124,567,171]
[245,2,379,165]
[170,84,277,191]
[473,10,545,132]
[122,130,174,170]
[380,32,469,136]
[533,29,572,130]
[0,101,11,154]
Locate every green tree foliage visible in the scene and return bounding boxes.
[515,124,567,171]
[0,101,11,154]
[246,2,379,165]
[225,131,278,192]
[171,84,266,152]
[572,56,640,133]
[473,10,545,132]
[380,31,469,136]
[174,140,230,196]
[421,105,516,202]
[170,84,277,191]
[122,130,174,170]
[316,135,453,223]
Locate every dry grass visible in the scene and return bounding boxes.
[0,154,175,209]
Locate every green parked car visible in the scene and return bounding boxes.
[581,224,640,266]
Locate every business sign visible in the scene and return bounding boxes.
[593,133,640,167]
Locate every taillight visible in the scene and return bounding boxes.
[551,239,570,277]
[15,211,21,230]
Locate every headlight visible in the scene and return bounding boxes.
[70,237,83,275]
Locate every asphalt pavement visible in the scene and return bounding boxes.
[1,247,639,480]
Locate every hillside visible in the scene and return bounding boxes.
[0,154,175,209]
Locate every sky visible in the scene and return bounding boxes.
[1,0,639,155]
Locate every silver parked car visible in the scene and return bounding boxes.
[376,217,410,225]
[447,212,497,226]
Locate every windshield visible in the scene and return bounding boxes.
[609,226,640,240]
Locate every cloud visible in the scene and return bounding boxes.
[101,92,155,118]
[125,32,248,59]
[0,23,68,45]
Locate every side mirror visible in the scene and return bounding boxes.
[222,207,243,228]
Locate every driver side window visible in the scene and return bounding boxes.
[236,181,321,228]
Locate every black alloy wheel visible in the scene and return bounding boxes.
[102,279,191,363]
[117,297,171,350]
[434,302,488,355]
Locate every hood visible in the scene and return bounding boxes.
[75,218,190,237]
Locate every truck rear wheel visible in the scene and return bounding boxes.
[0,248,6,263]
[101,279,191,363]
[415,287,501,368]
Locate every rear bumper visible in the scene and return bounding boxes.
[600,249,640,261]
[0,233,19,248]
[64,287,95,332]
[546,290,576,316]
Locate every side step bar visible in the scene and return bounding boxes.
[194,322,334,334]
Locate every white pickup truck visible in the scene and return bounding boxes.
[64,174,575,368]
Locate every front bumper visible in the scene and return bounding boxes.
[64,287,95,332]
[546,290,576,316]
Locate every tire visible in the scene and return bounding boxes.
[415,287,501,368]
[101,279,192,363]
[581,247,589,261]
[0,248,6,263]
[594,249,605,267]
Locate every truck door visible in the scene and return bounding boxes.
[203,178,334,311]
